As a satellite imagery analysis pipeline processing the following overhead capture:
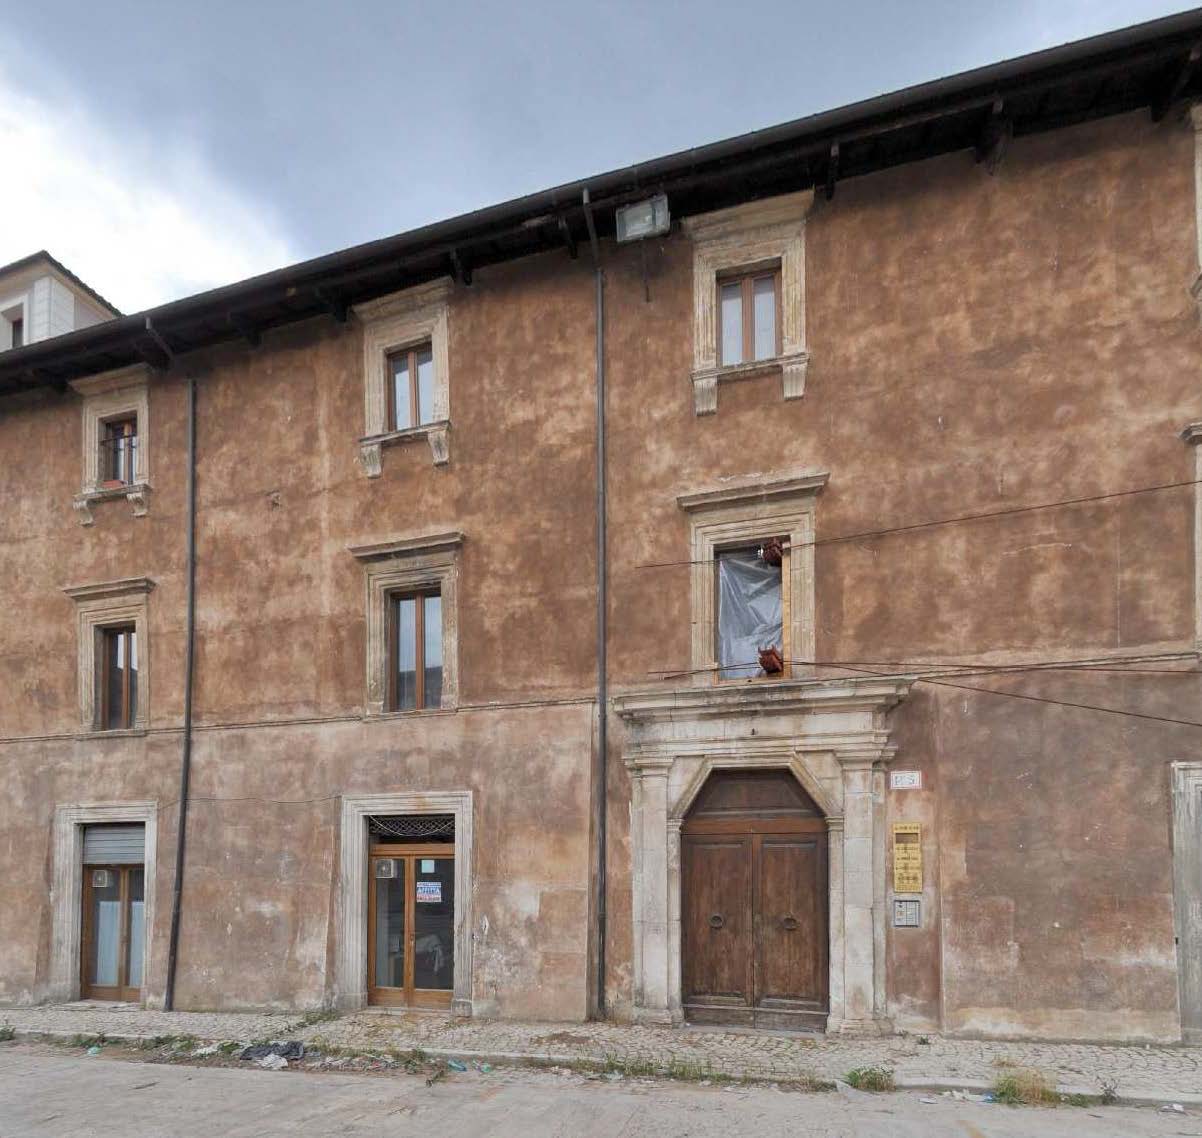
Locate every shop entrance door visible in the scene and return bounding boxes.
[81,865,145,1001]
[368,844,455,1008]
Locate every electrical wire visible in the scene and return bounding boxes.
[636,475,1202,570]
[649,658,1202,730]
[649,651,1198,681]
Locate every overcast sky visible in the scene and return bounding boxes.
[0,0,1195,312]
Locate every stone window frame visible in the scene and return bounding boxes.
[0,291,28,350]
[49,800,159,1005]
[353,278,452,475]
[334,789,474,1016]
[1172,761,1202,1042]
[681,190,814,415]
[70,366,152,525]
[1182,423,1202,648]
[62,576,153,734]
[678,470,828,685]
[348,531,462,715]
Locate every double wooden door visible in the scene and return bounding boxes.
[681,771,828,1030]
[81,865,144,1001]
[368,844,455,1009]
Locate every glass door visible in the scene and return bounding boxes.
[368,844,454,1008]
[81,865,144,1001]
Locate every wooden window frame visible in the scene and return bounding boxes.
[101,416,138,487]
[716,266,782,369]
[386,341,434,433]
[386,588,441,712]
[99,624,137,730]
[713,542,791,683]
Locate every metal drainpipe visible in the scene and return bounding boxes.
[160,331,197,1012]
[582,190,607,1018]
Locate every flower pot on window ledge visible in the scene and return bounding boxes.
[101,479,127,490]
[758,646,784,675]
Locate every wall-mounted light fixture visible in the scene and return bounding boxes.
[615,194,670,243]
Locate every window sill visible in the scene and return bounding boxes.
[73,481,151,526]
[363,706,457,721]
[77,727,149,740]
[359,420,450,476]
[690,351,808,415]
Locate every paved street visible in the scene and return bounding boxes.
[0,1043,1196,1138]
[4,1003,1202,1102]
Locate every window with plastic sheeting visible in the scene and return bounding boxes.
[716,545,787,679]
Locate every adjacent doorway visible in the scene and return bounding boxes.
[367,815,455,1009]
[80,824,146,1002]
[681,769,828,1030]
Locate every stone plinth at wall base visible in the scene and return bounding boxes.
[830,1016,894,1036]
[630,1006,676,1026]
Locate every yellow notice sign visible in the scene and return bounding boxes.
[892,823,922,894]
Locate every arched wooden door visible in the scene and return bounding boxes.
[681,769,829,1031]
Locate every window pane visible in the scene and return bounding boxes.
[391,354,412,430]
[423,594,442,709]
[413,857,454,991]
[105,631,125,728]
[416,345,435,425]
[127,631,137,725]
[126,869,145,990]
[394,597,417,710]
[716,549,783,679]
[373,864,405,988]
[720,282,743,366]
[753,276,776,360]
[89,872,122,988]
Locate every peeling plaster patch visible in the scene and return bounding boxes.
[948,1005,1179,1043]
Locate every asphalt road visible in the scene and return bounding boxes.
[0,1043,1197,1137]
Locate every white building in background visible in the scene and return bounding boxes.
[0,251,119,351]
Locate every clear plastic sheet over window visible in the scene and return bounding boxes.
[717,548,782,678]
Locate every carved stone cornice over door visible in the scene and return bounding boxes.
[614,674,913,1034]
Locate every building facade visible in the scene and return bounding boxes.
[4,14,1202,1041]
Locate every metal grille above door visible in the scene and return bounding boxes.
[368,814,455,841]
[82,823,145,865]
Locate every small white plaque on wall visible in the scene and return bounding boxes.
[890,770,922,790]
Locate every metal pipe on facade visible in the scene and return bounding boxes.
[163,360,197,1012]
[583,189,608,1017]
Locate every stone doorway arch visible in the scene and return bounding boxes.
[615,675,912,1034]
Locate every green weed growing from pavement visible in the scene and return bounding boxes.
[844,1066,895,1092]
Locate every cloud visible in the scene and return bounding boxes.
[0,66,296,313]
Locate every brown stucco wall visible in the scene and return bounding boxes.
[2,107,1201,1037]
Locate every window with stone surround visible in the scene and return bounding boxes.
[348,531,462,714]
[71,366,151,526]
[62,577,153,733]
[681,191,813,416]
[353,280,452,475]
[678,470,827,684]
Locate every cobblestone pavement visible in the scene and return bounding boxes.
[2,1002,1201,1102]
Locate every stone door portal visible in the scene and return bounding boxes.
[681,769,828,1030]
